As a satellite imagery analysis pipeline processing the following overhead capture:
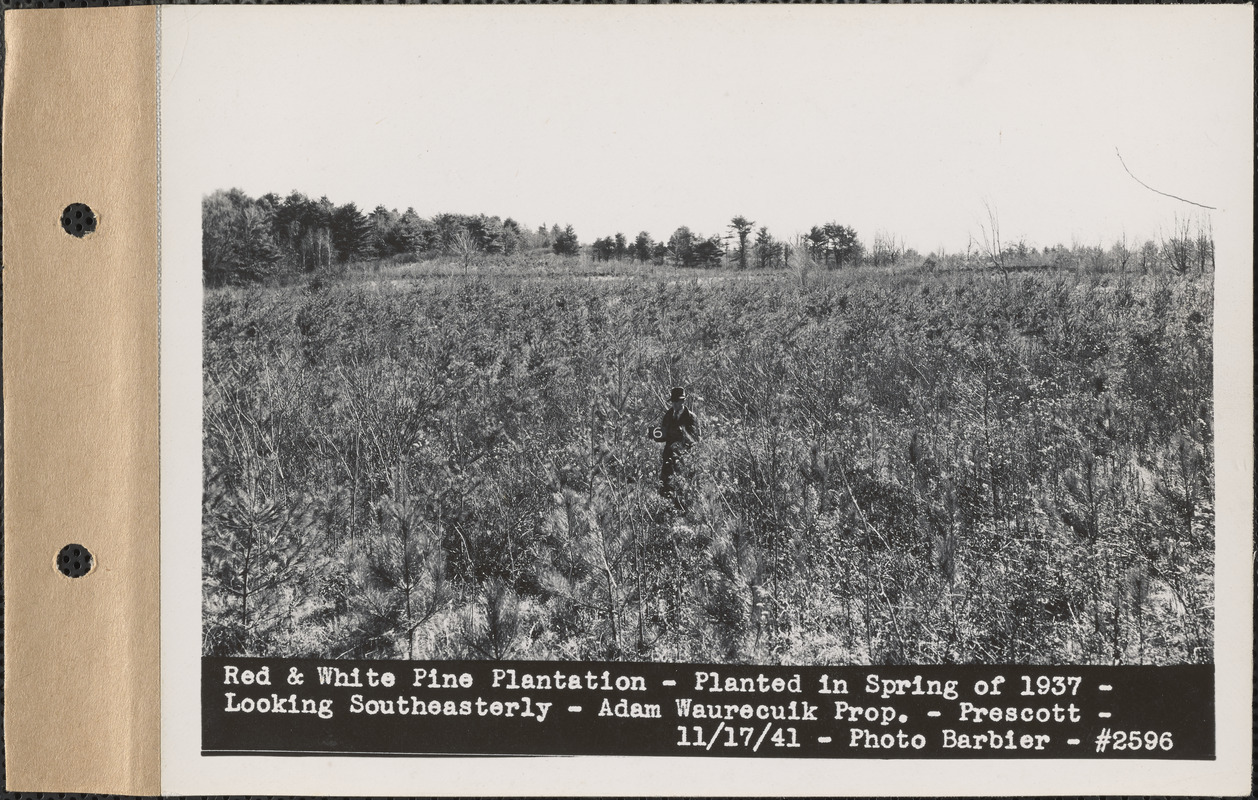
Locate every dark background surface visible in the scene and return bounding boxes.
[202,658,1217,760]
[0,0,1252,797]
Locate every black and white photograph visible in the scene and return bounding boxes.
[196,8,1228,668]
[155,3,1252,792]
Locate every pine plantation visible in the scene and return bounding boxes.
[202,262,1213,665]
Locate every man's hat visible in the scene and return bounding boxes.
[670,387,686,403]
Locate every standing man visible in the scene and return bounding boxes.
[658,387,699,506]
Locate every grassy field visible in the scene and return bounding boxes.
[202,258,1214,665]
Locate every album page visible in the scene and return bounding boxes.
[155,5,1252,795]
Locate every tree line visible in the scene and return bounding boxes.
[205,187,1213,286]
[588,217,864,271]
[203,188,580,286]
[203,188,881,285]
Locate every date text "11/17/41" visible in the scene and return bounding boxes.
[678,724,800,751]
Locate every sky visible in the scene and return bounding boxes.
[161,5,1252,254]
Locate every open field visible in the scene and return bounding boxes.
[203,259,1213,665]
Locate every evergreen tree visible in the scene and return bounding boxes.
[553,224,580,256]
[398,207,436,256]
[729,216,754,270]
[366,205,400,259]
[806,226,828,262]
[754,226,774,269]
[470,215,506,254]
[592,237,615,262]
[650,241,668,265]
[691,235,724,269]
[331,201,371,264]
[667,226,695,267]
[633,231,654,263]
[822,222,861,267]
[502,218,524,255]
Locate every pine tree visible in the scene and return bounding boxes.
[552,224,580,256]
[729,216,754,270]
[331,202,372,264]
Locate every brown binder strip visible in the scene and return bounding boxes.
[3,7,160,794]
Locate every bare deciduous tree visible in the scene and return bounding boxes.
[1161,215,1195,274]
[448,227,479,275]
[1111,232,1132,273]
[978,199,1010,283]
[870,229,905,267]
[1194,215,1214,274]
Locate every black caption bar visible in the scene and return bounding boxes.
[202,659,1213,759]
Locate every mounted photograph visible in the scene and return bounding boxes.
[193,9,1230,670]
[153,4,1253,793]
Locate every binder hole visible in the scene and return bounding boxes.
[61,203,96,238]
[56,543,93,578]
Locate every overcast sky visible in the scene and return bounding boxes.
[161,5,1251,253]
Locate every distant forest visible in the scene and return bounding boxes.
[203,187,1214,286]
[204,188,573,285]
[203,188,886,285]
